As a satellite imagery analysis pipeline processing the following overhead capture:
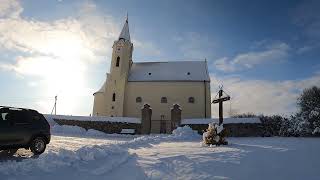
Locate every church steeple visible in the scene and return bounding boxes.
[118,14,130,42]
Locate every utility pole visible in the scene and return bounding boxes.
[51,95,57,115]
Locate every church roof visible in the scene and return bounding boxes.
[128,61,210,82]
[93,74,108,95]
[118,16,130,41]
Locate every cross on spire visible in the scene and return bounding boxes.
[126,12,128,22]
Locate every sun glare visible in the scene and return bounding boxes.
[23,32,95,114]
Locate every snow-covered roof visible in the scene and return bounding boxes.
[181,118,261,125]
[128,61,210,82]
[118,16,130,41]
[94,80,106,95]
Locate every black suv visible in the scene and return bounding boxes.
[0,106,50,155]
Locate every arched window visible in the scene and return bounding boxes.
[136,97,142,103]
[112,93,116,101]
[116,57,120,67]
[161,97,167,103]
[188,97,195,103]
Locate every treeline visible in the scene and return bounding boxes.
[232,86,320,137]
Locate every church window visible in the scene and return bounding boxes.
[161,97,167,103]
[187,72,191,75]
[148,72,152,75]
[111,106,114,109]
[136,97,142,103]
[112,93,116,101]
[188,97,195,103]
[116,57,120,67]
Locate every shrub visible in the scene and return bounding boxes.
[296,86,320,135]
[260,115,286,136]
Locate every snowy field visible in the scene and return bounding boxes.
[1,125,320,180]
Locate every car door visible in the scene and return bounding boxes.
[9,110,33,145]
[0,109,15,146]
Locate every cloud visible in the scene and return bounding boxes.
[0,0,120,115]
[297,45,315,54]
[210,73,320,117]
[134,39,161,57]
[214,57,236,72]
[174,32,216,60]
[292,0,320,52]
[0,0,22,18]
[213,42,290,72]
[0,2,119,60]
[293,0,320,39]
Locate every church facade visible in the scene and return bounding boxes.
[93,17,211,133]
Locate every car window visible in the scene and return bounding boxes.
[1,113,8,121]
[0,112,10,127]
[9,111,30,123]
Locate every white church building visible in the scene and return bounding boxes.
[93,17,211,133]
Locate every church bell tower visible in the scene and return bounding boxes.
[108,15,133,116]
[92,15,133,117]
[110,15,133,80]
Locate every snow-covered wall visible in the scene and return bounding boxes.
[182,118,264,137]
[44,115,141,134]
[181,118,261,125]
[45,114,141,124]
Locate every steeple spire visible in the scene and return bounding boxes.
[118,14,130,42]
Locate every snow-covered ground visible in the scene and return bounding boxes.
[1,125,320,180]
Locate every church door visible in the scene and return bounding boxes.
[141,104,152,134]
[160,114,166,134]
[160,120,167,134]
[171,104,182,132]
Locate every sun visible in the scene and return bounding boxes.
[16,32,95,114]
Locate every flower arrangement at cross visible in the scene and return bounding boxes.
[202,122,228,146]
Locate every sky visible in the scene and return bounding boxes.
[0,0,319,117]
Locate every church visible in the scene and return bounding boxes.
[93,17,211,133]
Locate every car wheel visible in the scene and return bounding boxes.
[30,137,46,155]
[0,149,18,156]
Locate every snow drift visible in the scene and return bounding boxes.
[0,144,130,177]
[52,125,107,137]
[0,125,201,179]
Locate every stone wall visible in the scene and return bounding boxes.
[53,118,264,136]
[54,119,141,134]
[184,123,264,137]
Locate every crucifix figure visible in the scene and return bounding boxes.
[212,86,230,125]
